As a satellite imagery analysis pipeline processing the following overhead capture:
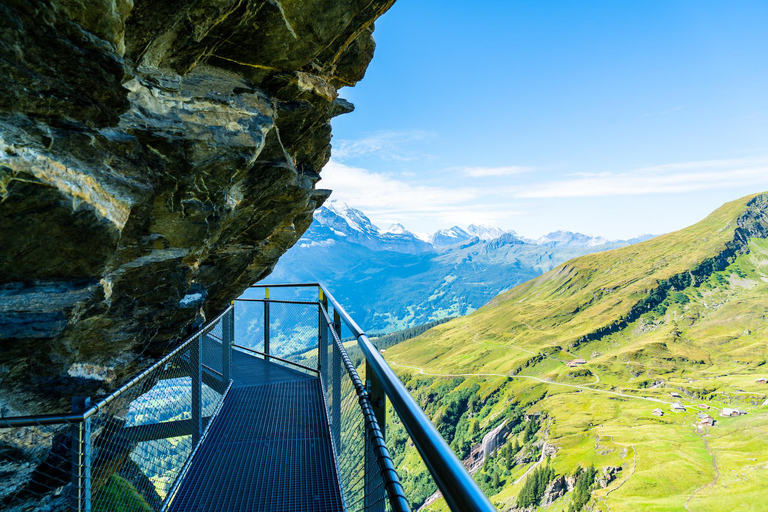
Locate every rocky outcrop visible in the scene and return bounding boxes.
[0,0,394,413]
[540,475,569,506]
[597,466,621,488]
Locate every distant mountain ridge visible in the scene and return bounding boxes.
[312,201,432,254]
[319,200,649,252]
[429,225,474,247]
[263,201,655,332]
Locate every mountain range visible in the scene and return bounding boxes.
[263,200,654,332]
[385,192,768,511]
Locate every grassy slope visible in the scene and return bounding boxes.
[385,193,768,511]
[389,194,760,374]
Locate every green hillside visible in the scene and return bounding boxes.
[385,192,768,511]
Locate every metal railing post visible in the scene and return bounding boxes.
[70,397,92,512]
[365,360,387,512]
[264,287,270,361]
[331,309,342,451]
[222,303,233,383]
[191,334,203,445]
[319,289,328,387]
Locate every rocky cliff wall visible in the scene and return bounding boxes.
[0,0,394,414]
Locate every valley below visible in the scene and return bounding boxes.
[379,193,768,511]
[262,201,652,333]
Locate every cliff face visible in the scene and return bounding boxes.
[0,0,394,413]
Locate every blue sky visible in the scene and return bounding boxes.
[322,0,768,239]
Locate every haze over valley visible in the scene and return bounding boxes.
[262,201,654,332]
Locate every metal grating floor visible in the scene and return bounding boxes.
[168,355,343,512]
[203,336,315,387]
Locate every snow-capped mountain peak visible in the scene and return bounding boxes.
[429,226,472,247]
[466,224,511,241]
[536,230,610,247]
[384,223,409,235]
[322,200,379,236]
[310,202,431,254]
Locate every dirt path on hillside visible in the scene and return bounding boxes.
[684,431,719,512]
[596,444,637,512]
[389,362,673,406]
[513,440,553,486]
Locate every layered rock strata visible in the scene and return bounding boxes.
[0,0,394,413]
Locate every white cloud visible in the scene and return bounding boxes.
[317,155,768,236]
[318,160,524,230]
[516,157,768,199]
[453,166,533,177]
[332,130,434,162]
[319,160,477,209]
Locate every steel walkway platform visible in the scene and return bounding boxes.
[168,348,344,512]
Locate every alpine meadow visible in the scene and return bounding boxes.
[383,192,768,511]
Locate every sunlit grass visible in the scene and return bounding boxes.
[386,193,768,511]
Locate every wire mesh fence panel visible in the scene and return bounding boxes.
[233,299,266,355]
[234,299,320,374]
[338,359,367,510]
[364,435,393,512]
[386,411,438,511]
[266,301,319,371]
[321,307,406,512]
[201,317,225,377]
[86,330,228,512]
[0,422,75,512]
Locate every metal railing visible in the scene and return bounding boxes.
[0,307,234,512]
[318,299,408,512]
[0,283,495,512]
[247,283,496,512]
[231,291,408,512]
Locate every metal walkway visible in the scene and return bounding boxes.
[168,348,343,512]
[0,285,492,512]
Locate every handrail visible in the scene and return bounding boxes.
[316,283,496,512]
[357,333,496,511]
[0,305,234,428]
[81,305,235,420]
[235,298,319,306]
[319,304,410,512]
[232,344,319,374]
[0,411,85,429]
